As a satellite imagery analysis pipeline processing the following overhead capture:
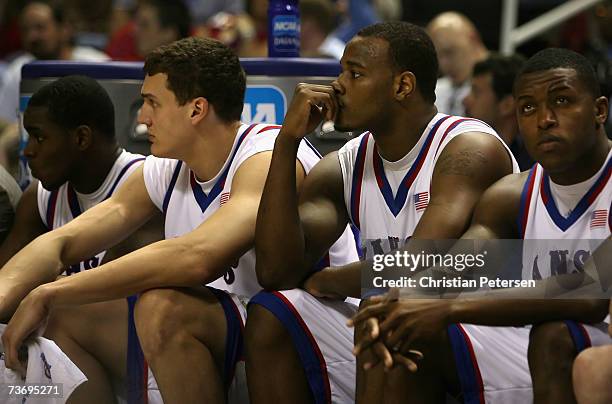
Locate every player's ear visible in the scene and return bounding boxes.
[73,125,93,151]
[395,71,416,101]
[594,96,608,127]
[190,97,209,124]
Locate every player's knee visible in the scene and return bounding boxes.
[134,288,186,356]
[573,347,598,389]
[528,321,575,375]
[573,346,612,404]
[245,303,289,358]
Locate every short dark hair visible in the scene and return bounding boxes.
[27,75,115,137]
[515,48,601,97]
[144,37,246,122]
[357,22,438,103]
[141,0,191,39]
[473,53,526,100]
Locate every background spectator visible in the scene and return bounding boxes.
[427,11,489,116]
[105,0,191,60]
[300,0,344,59]
[463,53,534,170]
[0,0,108,123]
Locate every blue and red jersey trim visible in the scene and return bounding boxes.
[518,165,538,238]
[540,156,611,232]
[46,157,145,228]
[189,124,259,213]
[349,132,370,228]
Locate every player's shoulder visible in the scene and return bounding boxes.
[478,170,533,215]
[447,115,496,133]
[144,154,181,171]
[245,123,282,142]
[237,123,282,154]
[118,149,146,163]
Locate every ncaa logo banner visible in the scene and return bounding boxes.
[242,85,287,124]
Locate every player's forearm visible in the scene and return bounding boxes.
[314,263,362,298]
[0,233,68,318]
[448,298,609,326]
[38,237,217,308]
[256,134,309,289]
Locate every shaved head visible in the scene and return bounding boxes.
[427,12,488,85]
[427,12,481,39]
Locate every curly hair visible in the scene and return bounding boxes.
[144,37,246,122]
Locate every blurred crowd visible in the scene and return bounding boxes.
[0,0,611,180]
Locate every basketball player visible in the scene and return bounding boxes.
[254,21,523,403]
[0,75,164,403]
[350,48,611,403]
[0,37,358,404]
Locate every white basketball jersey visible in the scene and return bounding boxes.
[37,150,146,274]
[519,148,611,280]
[338,113,519,258]
[143,123,359,298]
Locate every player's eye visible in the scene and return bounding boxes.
[145,98,158,108]
[520,103,535,114]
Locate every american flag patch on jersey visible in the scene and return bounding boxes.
[414,192,429,211]
[220,192,230,205]
[590,209,608,229]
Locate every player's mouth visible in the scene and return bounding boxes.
[537,134,562,152]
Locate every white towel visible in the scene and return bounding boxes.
[0,323,87,403]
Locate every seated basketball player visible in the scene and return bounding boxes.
[0,75,164,403]
[253,21,524,403]
[350,48,611,403]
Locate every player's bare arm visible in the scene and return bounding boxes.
[1,152,280,371]
[12,151,277,304]
[429,168,608,327]
[0,183,48,320]
[0,182,47,267]
[307,130,518,300]
[352,173,608,361]
[414,131,514,238]
[256,83,348,290]
[0,167,155,319]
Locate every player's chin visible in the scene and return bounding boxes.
[537,155,570,174]
[38,177,63,191]
[333,118,355,133]
[149,143,168,158]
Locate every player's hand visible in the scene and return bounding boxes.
[302,268,346,300]
[350,298,453,352]
[280,83,338,140]
[1,286,52,378]
[351,294,423,372]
